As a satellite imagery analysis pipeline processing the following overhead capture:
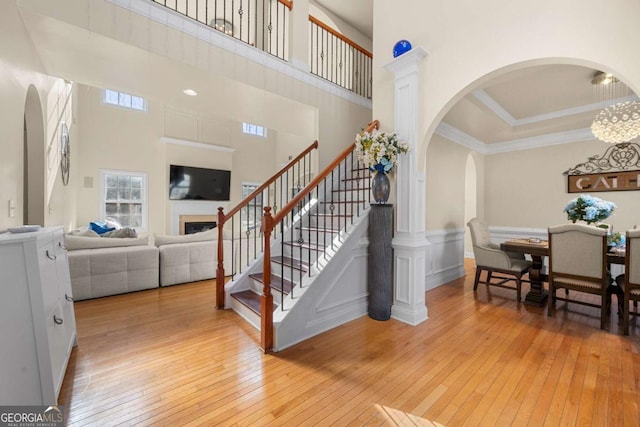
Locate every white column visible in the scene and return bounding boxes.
[383,47,429,325]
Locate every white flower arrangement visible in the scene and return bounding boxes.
[354,129,409,173]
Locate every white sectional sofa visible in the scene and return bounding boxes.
[66,235,159,300]
[66,228,233,300]
[154,229,233,287]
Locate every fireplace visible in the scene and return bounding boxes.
[184,221,216,234]
[179,215,217,235]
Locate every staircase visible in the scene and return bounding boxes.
[229,163,372,328]
[218,120,379,352]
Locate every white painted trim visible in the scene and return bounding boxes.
[484,128,595,155]
[436,123,596,155]
[438,91,640,154]
[426,264,466,291]
[489,225,547,241]
[435,122,487,154]
[472,90,516,125]
[107,0,372,110]
[161,136,235,152]
[473,89,640,127]
[424,228,466,291]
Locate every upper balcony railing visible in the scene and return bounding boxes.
[152,0,292,61]
[309,15,372,99]
[150,1,373,99]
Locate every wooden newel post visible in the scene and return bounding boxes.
[216,207,226,309]
[261,206,274,352]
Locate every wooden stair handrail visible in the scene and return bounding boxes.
[220,140,318,224]
[278,0,293,10]
[259,119,378,352]
[308,15,373,58]
[270,120,378,227]
[216,139,318,309]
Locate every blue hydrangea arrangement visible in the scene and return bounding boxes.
[563,194,616,225]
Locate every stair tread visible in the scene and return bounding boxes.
[271,255,309,271]
[342,177,370,182]
[320,200,365,204]
[296,226,341,232]
[310,213,353,217]
[332,188,370,193]
[284,240,323,251]
[231,290,277,315]
[249,273,293,295]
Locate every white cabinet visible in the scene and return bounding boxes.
[0,226,77,405]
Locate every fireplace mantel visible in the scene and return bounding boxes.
[171,201,228,234]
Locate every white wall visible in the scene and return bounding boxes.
[0,1,76,231]
[485,139,640,232]
[309,1,372,52]
[20,0,372,169]
[373,0,640,233]
[3,0,372,233]
[75,84,315,234]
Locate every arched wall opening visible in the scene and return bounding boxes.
[422,58,639,233]
[24,84,45,226]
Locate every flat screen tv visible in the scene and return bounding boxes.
[169,164,231,201]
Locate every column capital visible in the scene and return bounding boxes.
[383,46,428,77]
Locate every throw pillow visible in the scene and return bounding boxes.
[89,220,115,235]
[102,227,138,238]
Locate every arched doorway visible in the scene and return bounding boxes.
[24,85,45,226]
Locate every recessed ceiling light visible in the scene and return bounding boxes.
[183,89,198,96]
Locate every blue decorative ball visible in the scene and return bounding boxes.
[393,40,412,58]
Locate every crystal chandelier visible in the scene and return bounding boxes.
[590,72,640,144]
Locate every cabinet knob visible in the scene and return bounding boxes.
[46,250,57,260]
[53,315,64,325]
[58,241,67,251]
[65,294,74,302]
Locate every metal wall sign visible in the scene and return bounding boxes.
[564,141,640,192]
[567,170,640,193]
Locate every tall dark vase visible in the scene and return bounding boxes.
[371,171,390,204]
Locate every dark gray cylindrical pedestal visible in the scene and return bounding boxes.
[368,204,393,320]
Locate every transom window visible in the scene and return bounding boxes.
[100,170,148,231]
[103,89,147,111]
[242,122,267,137]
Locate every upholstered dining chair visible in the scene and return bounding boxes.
[623,229,640,335]
[467,218,532,301]
[547,224,608,330]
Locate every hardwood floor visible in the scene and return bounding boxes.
[59,260,640,426]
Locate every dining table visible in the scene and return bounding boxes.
[500,238,625,313]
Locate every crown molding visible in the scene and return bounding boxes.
[436,122,596,155]
[435,122,488,154]
[472,89,640,127]
[484,128,595,155]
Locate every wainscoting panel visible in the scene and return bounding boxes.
[425,228,466,291]
[424,226,551,292]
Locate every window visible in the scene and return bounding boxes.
[100,170,148,231]
[241,183,264,231]
[242,122,267,137]
[103,89,147,111]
